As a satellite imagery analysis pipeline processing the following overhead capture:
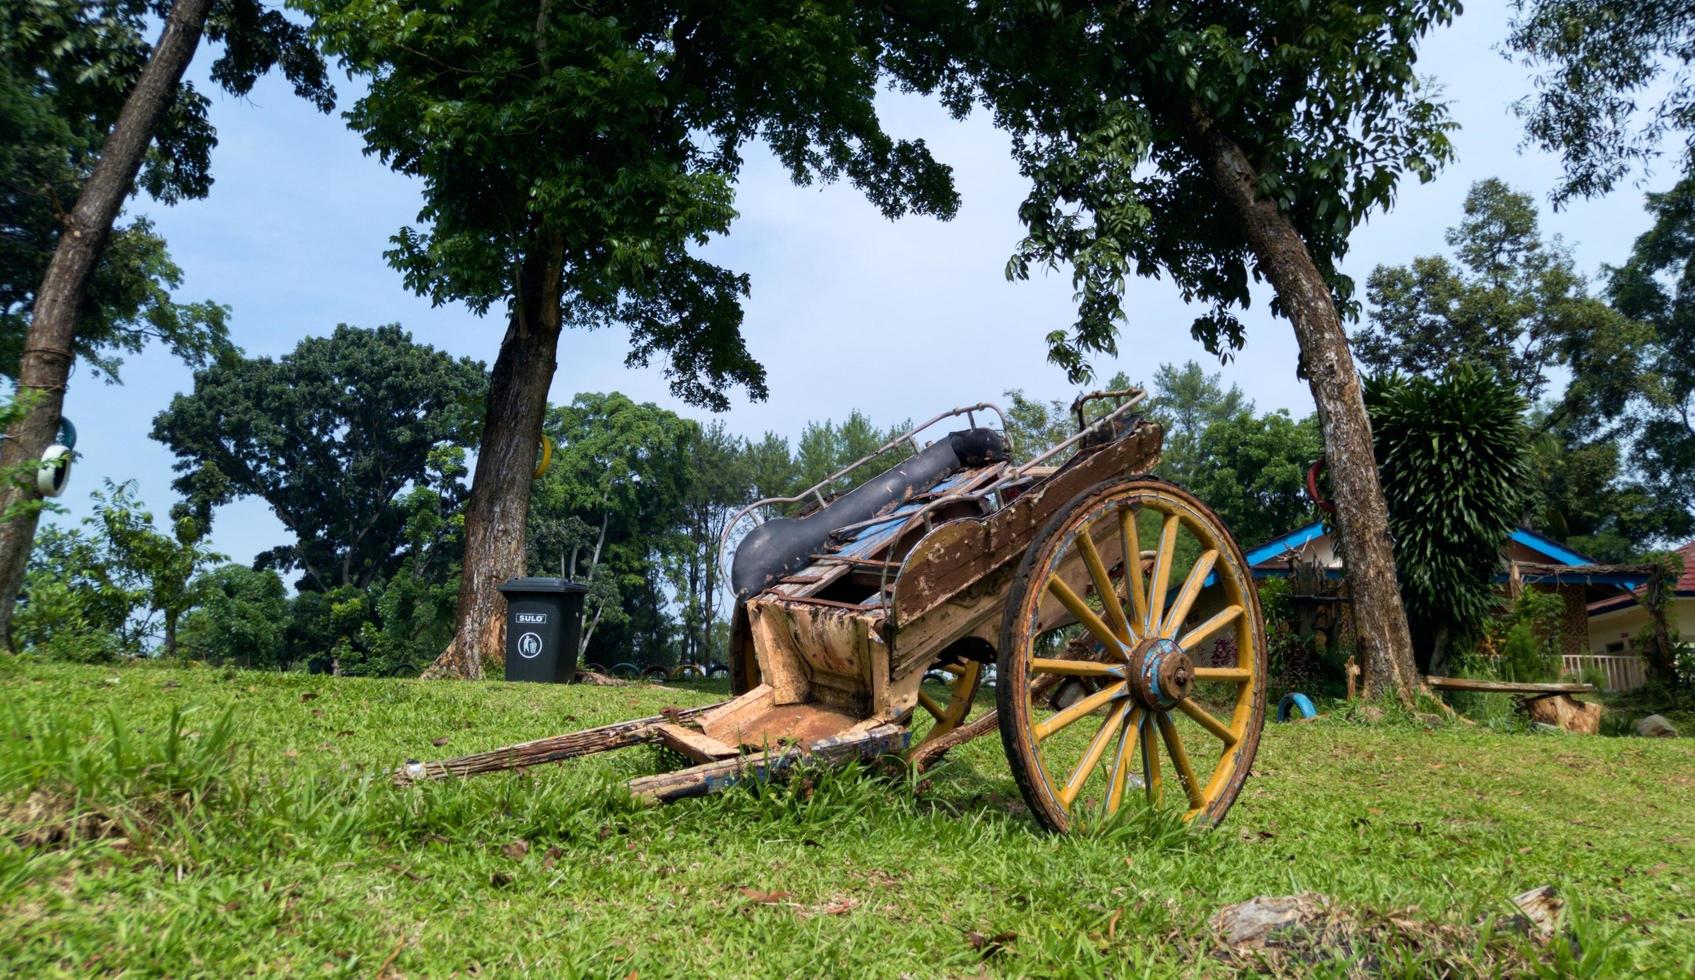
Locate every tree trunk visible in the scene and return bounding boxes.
[423,234,565,679]
[0,0,212,651]
[1180,104,1421,705]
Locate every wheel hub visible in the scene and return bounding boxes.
[1129,637,1193,709]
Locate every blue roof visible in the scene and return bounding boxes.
[1243,521,1641,584]
[1244,522,1326,566]
[1507,527,1596,566]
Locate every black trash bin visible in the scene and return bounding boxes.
[498,577,587,683]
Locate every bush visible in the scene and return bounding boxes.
[1463,589,1564,683]
[1495,622,1559,683]
[1365,364,1532,673]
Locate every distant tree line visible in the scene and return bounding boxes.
[16,171,1695,678]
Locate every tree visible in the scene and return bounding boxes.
[14,524,142,660]
[179,563,288,667]
[91,479,223,657]
[1508,1,1695,205]
[526,393,693,663]
[893,0,1458,703]
[1603,179,1695,534]
[0,0,333,650]
[302,2,963,679]
[1354,177,1689,556]
[18,480,223,657]
[1143,363,1252,490]
[675,421,748,667]
[1184,409,1323,548]
[1354,179,1636,404]
[1365,365,1532,675]
[152,324,486,592]
[1523,412,1690,562]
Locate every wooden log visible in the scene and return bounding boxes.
[394,700,726,785]
[1423,675,1595,695]
[627,723,909,803]
[1521,693,1602,734]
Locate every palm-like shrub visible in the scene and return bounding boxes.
[1364,364,1532,673]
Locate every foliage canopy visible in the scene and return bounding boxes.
[151,324,486,592]
[301,0,960,410]
[892,0,1458,378]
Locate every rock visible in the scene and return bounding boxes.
[1635,714,1679,738]
[1210,893,1333,948]
[1503,885,1562,939]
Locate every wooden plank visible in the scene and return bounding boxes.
[1424,675,1596,695]
[393,700,726,784]
[627,723,909,804]
[654,724,741,763]
[696,684,775,742]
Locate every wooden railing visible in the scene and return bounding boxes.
[1561,654,1648,692]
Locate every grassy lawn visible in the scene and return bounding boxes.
[2,659,1692,977]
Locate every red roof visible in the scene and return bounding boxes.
[1676,540,1695,594]
[1587,540,1695,613]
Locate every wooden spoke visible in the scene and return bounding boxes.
[1058,702,1132,807]
[1031,658,1125,677]
[1144,515,1180,633]
[1034,682,1126,741]
[1178,605,1243,651]
[1192,666,1252,682]
[1141,712,1162,805]
[1045,576,1125,655]
[1076,528,1133,643]
[1156,711,1205,810]
[1177,698,1240,746]
[1159,549,1218,639]
[1118,506,1149,634]
[935,664,964,677]
[917,689,946,720]
[1105,705,1145,813]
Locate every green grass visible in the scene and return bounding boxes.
[2,659,1693,977]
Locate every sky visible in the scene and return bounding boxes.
[50,4,1675,569]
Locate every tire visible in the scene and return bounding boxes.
[1277,692,1317,722]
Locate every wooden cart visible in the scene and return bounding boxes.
[404,390,1268,832]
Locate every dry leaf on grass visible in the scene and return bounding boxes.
[502,840,530,860]
[738,887,792,905]
[800,896,859,918]
[966,930,1017,958]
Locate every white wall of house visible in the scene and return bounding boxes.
[1586,597,1695,655]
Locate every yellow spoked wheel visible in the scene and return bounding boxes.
[996,478,1266,833]
[908,657,982,750]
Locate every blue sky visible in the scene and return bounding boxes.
[52,4,1672,568]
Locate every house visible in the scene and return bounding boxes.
[1583,540,1695,690]
[1242,521,1653,686]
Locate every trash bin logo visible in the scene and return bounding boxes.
[517,631,544,659]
